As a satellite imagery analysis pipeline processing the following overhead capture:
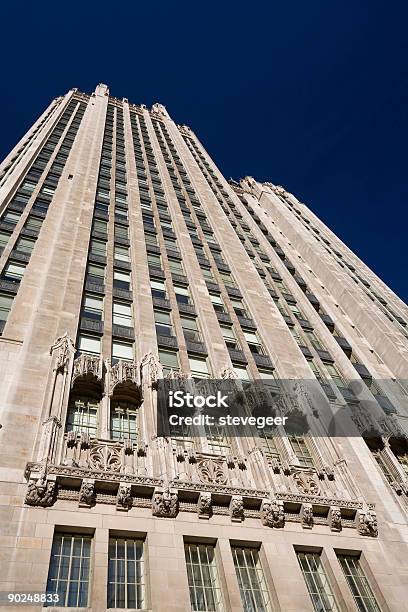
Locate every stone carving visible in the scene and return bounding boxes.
[197,459,228,485]
[301,503,313,529]
[152,485,178,518]
[230,495,244,522]
[292,470,321,496]
[261,498,285,528]
[140,352,161,388]
[197,492,212,519]
[51,332,75,372]
[220,367,238,380]
[79,479,95,507]
[329,506,342,532]
[72,353,103,384]
[108,359,141,396]
[89,443,122,472]
[356,510,378,537]
[25,478,57,507]
[151,103,168,118]
[117,482,133,510]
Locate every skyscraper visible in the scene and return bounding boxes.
[0,83,407,611]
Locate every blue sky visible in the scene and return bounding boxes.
[1,1,407,301]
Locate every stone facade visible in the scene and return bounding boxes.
[0,83,407,611]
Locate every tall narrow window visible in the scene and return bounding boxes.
[82,294,103,321]
[189,356,210,379]
[290,437,314,468]
[0,293,13,322]
[110,401,138,441]
[113,301,133,327]
[112,341,134,363]
[232,546,271,612]
[159,349,179,376]
[67,398,98,436]
[108,537,145,609]
[184,542,223,612]
[337,554,381,612]
[46,533,92,607]
[297,551,338,612]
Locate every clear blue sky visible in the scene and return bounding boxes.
[1,1,407,301]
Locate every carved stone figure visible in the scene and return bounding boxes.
[140,352,161,388]
[25,478,57,507]
[79,479,95,507]
[230,495,244,522]
[301,503,313,529]
[220,367,238,380]
[51,332,75,372]
[329,506,342,532]
[117,483,132,510]
[356,510,378,537]
[197,492,212,519]
[261,498,285,528]
[152,486,178,518]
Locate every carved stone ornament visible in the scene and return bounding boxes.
[151,103,168,118]
[329,506,342,532]
[152,485,178,518]
[197,459,228,485]
[356,510,378,537]
[140,352,162,388]
[25,477,57,507]
[108,359,141,396]
[220,367,238,380]
[79,479,95,507]
[72,353,103,384]
[293,470,321,496]
[230,495,244,522]
[117,482,133,510]
[197,492,212,519]
[89,443,122,472]
[261,498,285,528]
[301,503,314,529]
[51,332,75,372]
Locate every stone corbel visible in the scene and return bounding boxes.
[328,506,342,532]
[301,503,314,529]
[230,495,244,522]
[152,485,178,518]
[79,479,95,508]
[197,492,212,520]
[25,473,57,507]
[355,509,378,537]
[261,498,285,528]
[117,482,133,511]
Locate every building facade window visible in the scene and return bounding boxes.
[78,334,101,355]
[108,536,145,609]
[110,401,138,441]
[297,551,338,612]
[113,301,132,327]
[184,542,223,612]
[290,437,314,468]
[231,546,271,612]
[159,349,179,375]
[337,554,381,612]
[112,341,134,363]
[66,398,98,436]
[46,533,92,607]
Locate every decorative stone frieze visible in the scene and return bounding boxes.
[292,469,321,495]
[197,492,212,519]
[261,498,285,528]
[72,353,103,384]
[107,359,141,396]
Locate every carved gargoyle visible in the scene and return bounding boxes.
[197,492,212,519]
[25,478,57,507]
[261,498,285,528]
[356,510,378,537]
[152,486,178,518]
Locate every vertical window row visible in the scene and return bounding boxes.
[0,99,86,333]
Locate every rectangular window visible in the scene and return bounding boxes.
[230,298,248,318]
[243,330,264,354]
[114,245,130,263]
[155,310,173,337]
[3,262,26,281]
[290,437,314,468]
[147,253,162,268]
[158,349,179,376]
[151,279,167,300]
[168,257,184,273]
[93,219,108,234]
[221,324,239,350]
[0,293,13,321]
[46,533,92,607]
[210,293,224,313]
[3,211,20,225]
[297,551,338,612]
[25,216,43,231]
[0,231,11,248]
[231,546,271,612]
[189,356,210,379]
[184,542,223,612]
[112,341,134,363]
[233,364,250,380]
[337,554,380,612]
[82,294,103,321]
[115,224,129,239]
[110,402,138,442]
[114,270,131,291]
[86,263,105,284]
[181,316,201,343]
[219,271,235,287]
[201,267,214,281]
[78,334,101,355]
[113,301,133,327]
[90,238,106,257]
[15,236,36,254]
[174,284,191,305]
[108,536,145,609]
[67,399,98,436]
